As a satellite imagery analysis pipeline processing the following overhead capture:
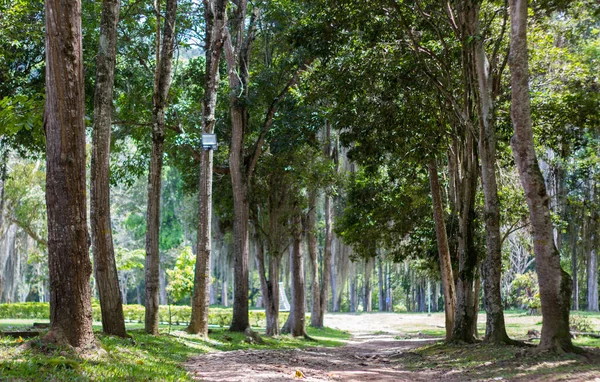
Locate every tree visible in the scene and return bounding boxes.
[508,0,575,353]
[428,159,456,341]
[223,0,309,331]
[91,0,127,338]
[43,0,96,349]
[145,0,178,335]
[187,0,227,338]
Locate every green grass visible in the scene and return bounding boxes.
[0,321,350,381]
[393,342,599,380]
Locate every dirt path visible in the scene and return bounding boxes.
[185,313,445,381]
[185,334,439,381]
[184,313,600,381]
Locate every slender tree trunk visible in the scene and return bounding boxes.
[350,268,357,313]
[364,257,372,312]
[509,0,575,352]
[91,0,126,339]
[43,0,96,348]
[307,190,322,327]
[284,214,306,336]
[571,222,579,310]
[469,7,512,343]
[145,0,178,335]
[428,159,456,341]
[318,122,333,326]
[451,133,479,344]
[187,0,227,337]
[378,255,386,311]
[587,215,598,311]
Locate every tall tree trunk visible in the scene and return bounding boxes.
[451,132,479,344]
[187,0,227,337]
[378,255,386,311]
[350,267,357,313]
[571,222,579,310]
[428,159,456,341]
[587,214,598,311]
[509,0,575,352]
[364,257,372,312]
[224,0,251,332]
[318,122,333,326]
[91,0,126,339]
[43,0,96,348]
[0,142,7,234]
[284,214,306,337]
[307,190,322,327]
[469,3,512,343]
[145,0,177,335]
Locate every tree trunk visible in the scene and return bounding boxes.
[307,190,322,327]
[509,0,575,352]
[285,214,306,337]
[378,255,386,311]
[364,258,372,312]
[145,0,178,335]
[187,0,227,337]
[91,0,127,339]
[571,222,579,310]
[350,268,357,313]
[428,159,456,341]
[587,217,598,311]
[43,0,96,348]
[318,122,333,326]
[469,6,512,343]
[451,132,479,344]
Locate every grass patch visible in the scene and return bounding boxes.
[393,341,599,380]
[0,321,349,381]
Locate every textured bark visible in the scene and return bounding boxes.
[378,255,386,311]
[466,0,512,344]
[307,190,322,327]
[91,0,127,338]
[509,0,575,352]
[145,0,177,335]
[43,0,96,348]
[571,222,579,310]
[363,258,373,312]
[428,159,456,341]
[187,0,227,337]
[254,223,283,336]
[450,132,479,344]
[318,122,333,326]
[289,214,306,336]
[587,216,598,311]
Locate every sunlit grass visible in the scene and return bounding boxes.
[0,321,350,381]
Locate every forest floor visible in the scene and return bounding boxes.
[185,312,600,381]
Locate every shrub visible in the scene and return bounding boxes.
[570,314,594,332]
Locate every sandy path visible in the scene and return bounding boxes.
[185,335,439,381]
[185,313,444,381]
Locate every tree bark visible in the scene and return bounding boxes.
[468,0,512,343]
[91,0,127,338]
[450,132,479,344]
[145,0,178,335]
[587,214,598,311]
[318,121,333,326]
[378,255,386,311]
[43,0,96,348]
[428,159,456,341]
[288,214,306,336]
[571,222,579,310]
[187,0,227,337]
[307,190,322,327]
[364,257,373,312]
[508,0,575,352]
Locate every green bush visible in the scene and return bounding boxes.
[570,314,594,332]
[0,302,290,328]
